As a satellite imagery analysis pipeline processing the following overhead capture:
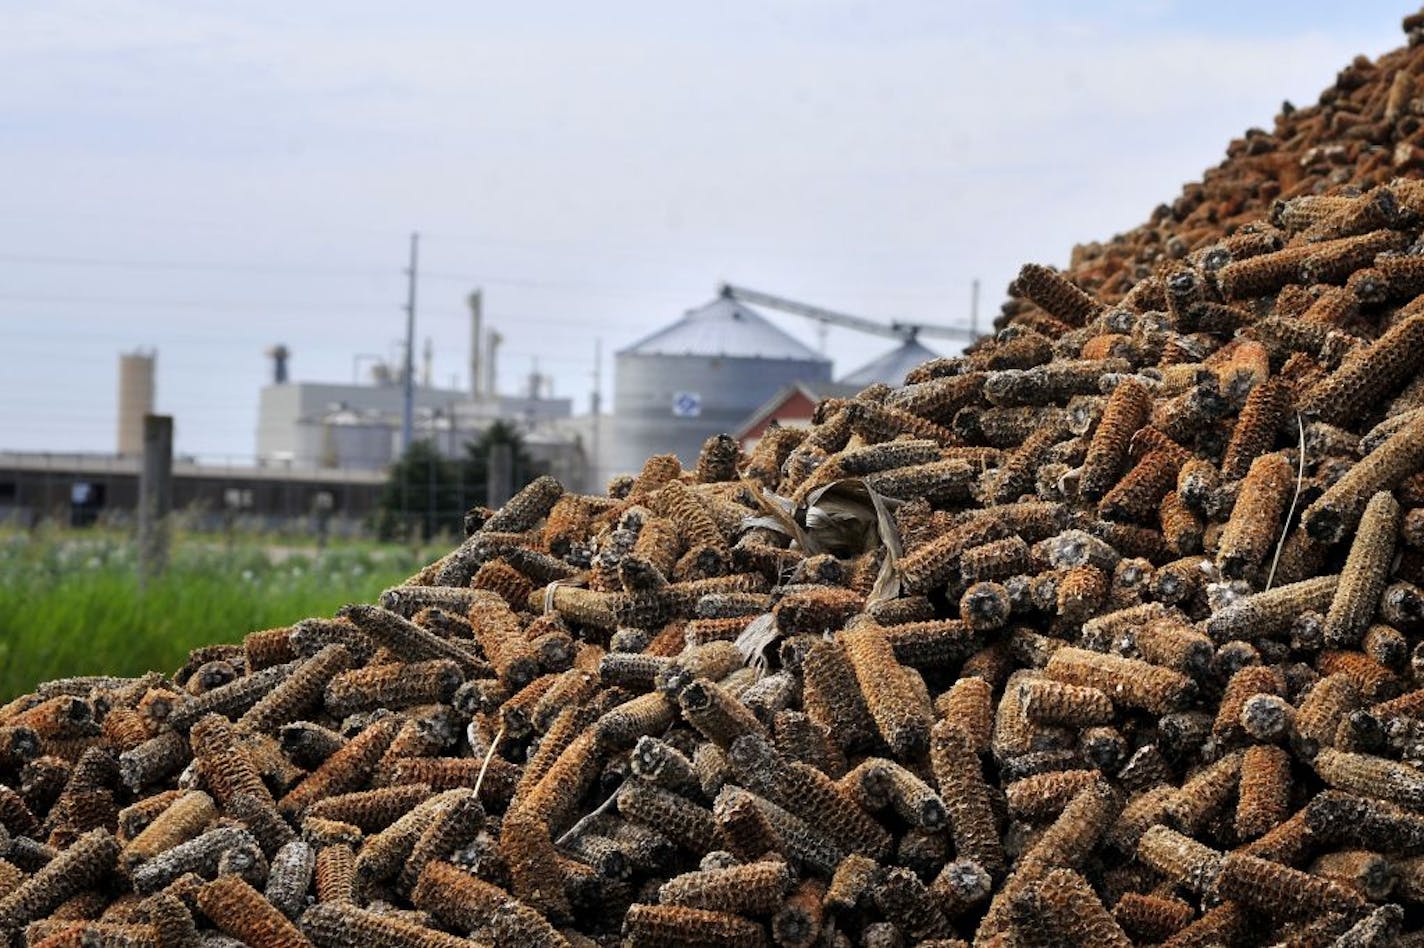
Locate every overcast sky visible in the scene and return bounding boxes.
[0,1,1412,460]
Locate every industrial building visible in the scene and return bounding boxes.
[254,292,590,490]
[256,292,585,486]
[1,293,591,529]
[255,376,575,472]
[3,284,973,529]
[0,451,385,533]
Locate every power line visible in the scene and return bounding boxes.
[0,292,395,314]
[0,252,390,279]
[0,254,705,304]
[0,308,657,347]
[0,206,973,266]
[0,257,697,303]
[0,250,974,306]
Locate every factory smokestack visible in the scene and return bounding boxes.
[468,290,483,399]
[117,350,156,457]
[486,329,502,399]
[265,345,290,385]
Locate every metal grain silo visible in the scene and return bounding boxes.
[608,293,831,481]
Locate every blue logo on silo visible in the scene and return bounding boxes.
[672,392,702,417]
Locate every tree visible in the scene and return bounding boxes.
[375,423,544,542]
[460,420,538,496]
[375,439,462,541]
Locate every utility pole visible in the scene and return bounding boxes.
[970,278,980,340]
[401,232,420,452]
[590,338,602,493]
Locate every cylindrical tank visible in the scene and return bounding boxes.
[608,296,831,481]
[117,351,156,457]
[303,415,394,470]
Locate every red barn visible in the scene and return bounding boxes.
[733,381,861,451]
[733,339,946,450]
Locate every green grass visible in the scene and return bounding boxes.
[0,527,437,700]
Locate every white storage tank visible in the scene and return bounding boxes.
[608,293,832,481]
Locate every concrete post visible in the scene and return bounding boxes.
[487,442,513,509]
[138,414,173,584]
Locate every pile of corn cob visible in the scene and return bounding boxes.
[19,11,1424,948]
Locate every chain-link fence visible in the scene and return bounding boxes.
[0,441,546,544]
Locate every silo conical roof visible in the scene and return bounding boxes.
[619,296,829,362]
[839,338,941,386]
